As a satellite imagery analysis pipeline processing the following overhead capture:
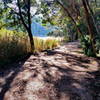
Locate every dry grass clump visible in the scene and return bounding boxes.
[0,29,60,67]
[34,37,60,52]
[0,28,30,67]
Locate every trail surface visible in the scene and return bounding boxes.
[0,42,100,100]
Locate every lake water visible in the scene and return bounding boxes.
[31,22,51,37]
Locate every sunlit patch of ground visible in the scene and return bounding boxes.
[0,42,100,100]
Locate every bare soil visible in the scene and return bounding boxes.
[0,42,100,100]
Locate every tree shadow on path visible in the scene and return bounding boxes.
[46,50,100,68]
[43,50,100,100]
[0,55,31,100]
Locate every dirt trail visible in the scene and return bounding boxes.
[0,42,100,100]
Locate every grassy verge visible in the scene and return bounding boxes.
[0,28,60,67]
[34,37,60,52]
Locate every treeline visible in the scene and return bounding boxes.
[44,0,100,57]
[0,0,100,68]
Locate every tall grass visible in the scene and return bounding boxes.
[0,28,60,67]
[34,37,60,52]
[0,28,30,67]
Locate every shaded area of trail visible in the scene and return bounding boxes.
[0,42,100,100]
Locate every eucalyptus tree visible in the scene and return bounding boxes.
[55,0,100,57]
[40,0,71,38]
[41,0,100,56]
[40,0,60,26]
[2,0,40,52]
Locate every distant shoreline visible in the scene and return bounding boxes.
[33,36,63,41]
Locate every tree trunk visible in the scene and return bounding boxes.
[82,0,96,57]
[56,0,84,38]
[86,0,99,36]
[17,0,35,53]
[28,29,34,52]
[27,0,34,53]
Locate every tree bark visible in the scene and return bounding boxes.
[82,0,96,57]
[56,0,84,38]
[27,0,35,52]
[28,29,34,52]
[86,0,99,36]
[17,0,34,53]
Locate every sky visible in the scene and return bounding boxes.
[6,0,40,16]
[0,0,53,15]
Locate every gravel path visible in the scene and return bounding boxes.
[0,42,100,100]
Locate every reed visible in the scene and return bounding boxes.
[0,28,60,66]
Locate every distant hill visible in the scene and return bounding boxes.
[31,22,51,37]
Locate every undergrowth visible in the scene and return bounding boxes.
[0,28,60,67]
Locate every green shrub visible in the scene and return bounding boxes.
[80,35,100,57]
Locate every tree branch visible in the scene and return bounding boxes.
[27,0,31,30]
[56,0,83,37]
[17,0,29,30]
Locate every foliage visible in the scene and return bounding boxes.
[55,0,100,57]
[80,35,94,56]
[34,37,60,52]
[45,38,59,49]
[0,0,99,69]
[95,39,100,54]
[0,28,30,67]
[0,28,60,67]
